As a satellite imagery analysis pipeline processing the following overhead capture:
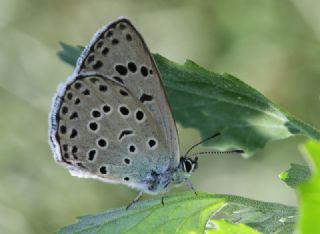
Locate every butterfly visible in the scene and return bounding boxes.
[49,17,200,207]
[49,17,242,208]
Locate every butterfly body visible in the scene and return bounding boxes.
[49,18,198,197]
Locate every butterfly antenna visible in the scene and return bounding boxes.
[184,132,221,157]
[188,150,244,158]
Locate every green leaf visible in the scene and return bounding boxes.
[57,44,320,155]
[57,192,225,234]
[298,140,320,234]
[57,42,84,67]
[279,163,311,188]
[207,195,296,234]
[57,192,296,234]
[207,220,260,234]
[155,54,320,156]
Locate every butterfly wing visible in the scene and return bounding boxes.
[75,18,180,165]
[49,74,171,192]
[49,18,180,192]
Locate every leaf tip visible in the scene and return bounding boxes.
[279,171,289,181]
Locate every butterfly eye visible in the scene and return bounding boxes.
[183,159,193,173]
[185,161,192,173]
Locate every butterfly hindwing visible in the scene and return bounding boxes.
[51,75,170,189]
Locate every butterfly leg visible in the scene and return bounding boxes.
[161,196,165,206]
[126,191,143,210]
[186,179,198,196]
[160,185,170,206]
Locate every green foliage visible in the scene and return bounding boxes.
[57,192,224,234]
[57,43,84,67]
[279,163,311,188]
[57,192,296,234]
[207,220,260,234]
[58,44,320,156]
[57,44,320,233]
[208,195,296,233]
[298,141,320,234]
[155,54,320,156]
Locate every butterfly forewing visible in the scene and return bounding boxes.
[53,75,170,187]
[76,18,179,165]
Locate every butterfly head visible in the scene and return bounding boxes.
[143,156,198,194]
[170,156,198,186]
[180,156,198,175]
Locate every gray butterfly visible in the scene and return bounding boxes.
[49,17,199,206]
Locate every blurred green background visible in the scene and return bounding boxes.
[1,0,319,233]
